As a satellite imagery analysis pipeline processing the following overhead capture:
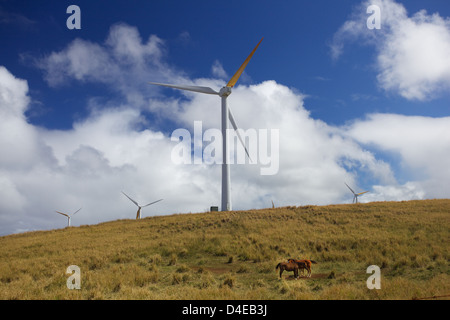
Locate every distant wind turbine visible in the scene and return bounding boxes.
[122,191,163,219]
[345,183,369,204]
[56,208,81,227]
[149,38,263,211]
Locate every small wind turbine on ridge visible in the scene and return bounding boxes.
[122,191,163,219]
[149,37,263,211]
[345,182,369,204]
[56,208,81,227]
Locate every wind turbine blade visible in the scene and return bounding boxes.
[228,108,252,162]
[72,208,82,216]
[56,211,70,218]
[345,183,356,195]
[148,82,219,95]
[122,191,139,207]
[226,37,263,88]
[142,199,163,208]
[357,191,369,196]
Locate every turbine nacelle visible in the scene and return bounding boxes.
[219,86,232,97]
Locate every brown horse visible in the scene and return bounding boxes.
[288,259,317,278]
[276,260,298,279]
[276,260,308,279]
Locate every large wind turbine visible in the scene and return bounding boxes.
[56,208,81,227]
[149,38,263,211]
[345,183,369,204]
[122,191,163,219]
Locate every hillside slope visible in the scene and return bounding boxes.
[0,199,449,299]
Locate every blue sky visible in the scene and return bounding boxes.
[1,0,449,235]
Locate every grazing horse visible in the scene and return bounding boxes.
[276,260,298,279]
[288,259,317,278]
[276,260,308,279]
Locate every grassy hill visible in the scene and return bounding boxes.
[0,199,449,300]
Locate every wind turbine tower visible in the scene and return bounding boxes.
[149,38,263,211]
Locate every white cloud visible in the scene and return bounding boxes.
[331,0,450,100]
[365,182,425,202]
[211,60,228,79]
[0,62,378,235]
[1,22,449,235]
[0,71,216,235]
[346,113,450,199]
[36,23,186,107]
[0,66,56,171]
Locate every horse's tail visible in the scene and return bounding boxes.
[276,263,281,270]
[310,260,317,264]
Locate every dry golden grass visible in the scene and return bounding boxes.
[0,199,449,300]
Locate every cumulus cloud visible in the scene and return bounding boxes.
[346,113,450,199]
[0,66,56,171]
[365,183,426,202]
[1,21,449,235]
[36,23,186,107]
[0,62,374,235]
[0,68,215,235]
[331,0,450,100]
